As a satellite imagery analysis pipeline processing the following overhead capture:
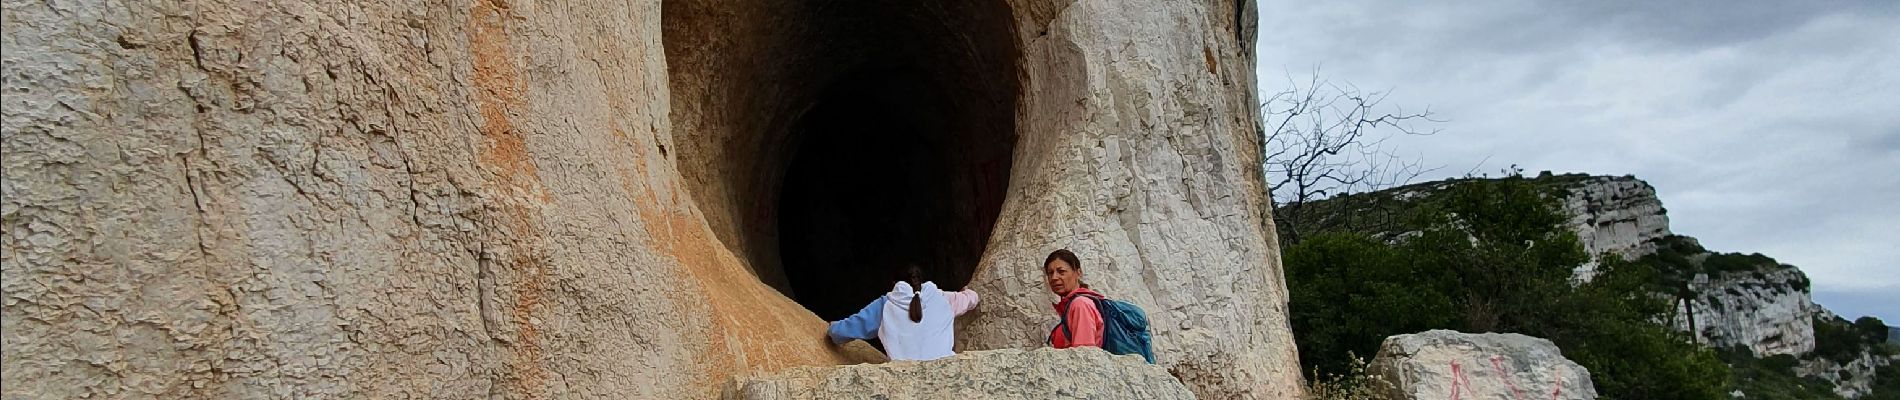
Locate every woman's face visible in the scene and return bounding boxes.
[1044,259,1080,296]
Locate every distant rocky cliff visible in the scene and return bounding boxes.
[1671,257,1816,356]
[1550,175,1673,280]
[1545,175,1671,281]
[1304,172,1893,398]
[1527,175,1817,357]
[1545,174,1888,398]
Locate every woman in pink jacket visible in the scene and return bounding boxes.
[1044,249,1104,348]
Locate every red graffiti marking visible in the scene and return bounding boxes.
[1490,355,1526,400]
[1449,361,1474,400]
[1549,365,1564,400]
[1445,355,1571,400]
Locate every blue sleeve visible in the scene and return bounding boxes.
[827,297,885,344]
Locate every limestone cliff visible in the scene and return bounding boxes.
[1798,347,1895,399]
[1537,174,1892,398]
[1664,247,1817,357]
[1549,175,1672,281]
[2,0,1298,398]
[1548,177,1816,357]
[948,2,1304,398]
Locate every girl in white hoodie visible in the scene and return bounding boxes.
[825,265,979,361]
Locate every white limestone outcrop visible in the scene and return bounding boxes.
[1368,330,1599,400]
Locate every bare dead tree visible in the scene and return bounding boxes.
[1261,71,1442,245]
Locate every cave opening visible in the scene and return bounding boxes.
[663,1,1020,320]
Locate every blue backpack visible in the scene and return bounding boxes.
[1053,292,1155,363]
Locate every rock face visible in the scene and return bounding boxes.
[725,348,1194,400]
[1797,351,1894,399]
[1671,264,1816,357]
[950,2,1303,399]
[1368,330,1599,400]
[1553,176,1816,357]
[3,1,875,398]
[2,0,1296,399]
[1554,175,1672,281]
[1549,175,1895,397]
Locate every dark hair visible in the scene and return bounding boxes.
[1045,249,1087,289]
[1044,249,1081,272]
[905,265,925,323]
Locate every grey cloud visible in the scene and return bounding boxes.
[1546,0,1897,48]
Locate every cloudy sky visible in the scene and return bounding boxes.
[1254,0,1900,321]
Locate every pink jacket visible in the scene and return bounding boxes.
[1049,287,1105,348]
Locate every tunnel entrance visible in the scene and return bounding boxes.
[663,1,1020,320]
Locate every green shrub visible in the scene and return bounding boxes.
[1301,353,1396,400]
[1720,346,1841,399]
[1815,316,1871,361]
[1286,232,1454,375]
[1869,349,1900,400]
[1855,317,1889,343]
[1703,252,1775,274]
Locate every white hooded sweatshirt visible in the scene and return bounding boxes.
[877,281,979,361]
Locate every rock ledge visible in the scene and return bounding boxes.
[726,348,1194,400]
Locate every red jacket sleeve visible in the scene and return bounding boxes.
[1064,297,1105,347]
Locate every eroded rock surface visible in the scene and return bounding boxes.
[725,348,1194,400]
[2,0,1296,398]
[1798,351,1895,399]
[1555,175,1672,281]
[2,1,876,398]
[1672,264,1817,357]
[1552,176,1817,357]
[1368,330,1599,400]
[953,1,1303,398]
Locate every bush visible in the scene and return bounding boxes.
[1301,353,1396,400]
[1814,316,1871,361]
[1868,350,1900,400]
[1566,321,1730,399]
[1855,316,1889,343]
[1721,346,1841,399]
[1703,252,1775,274]
[1554,257,1729,398]
[1790,272,1811,291]
[1286,232,1454,375]
[1639,235,1705,287]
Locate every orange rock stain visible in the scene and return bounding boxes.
[467,3,866,396]
[467,1,554,398]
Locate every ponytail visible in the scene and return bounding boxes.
[906,265,925,323]
[908,287,924,323]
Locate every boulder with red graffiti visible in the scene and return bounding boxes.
[1368,330,1600,400]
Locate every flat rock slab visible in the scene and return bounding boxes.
[726,348,1194,400]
